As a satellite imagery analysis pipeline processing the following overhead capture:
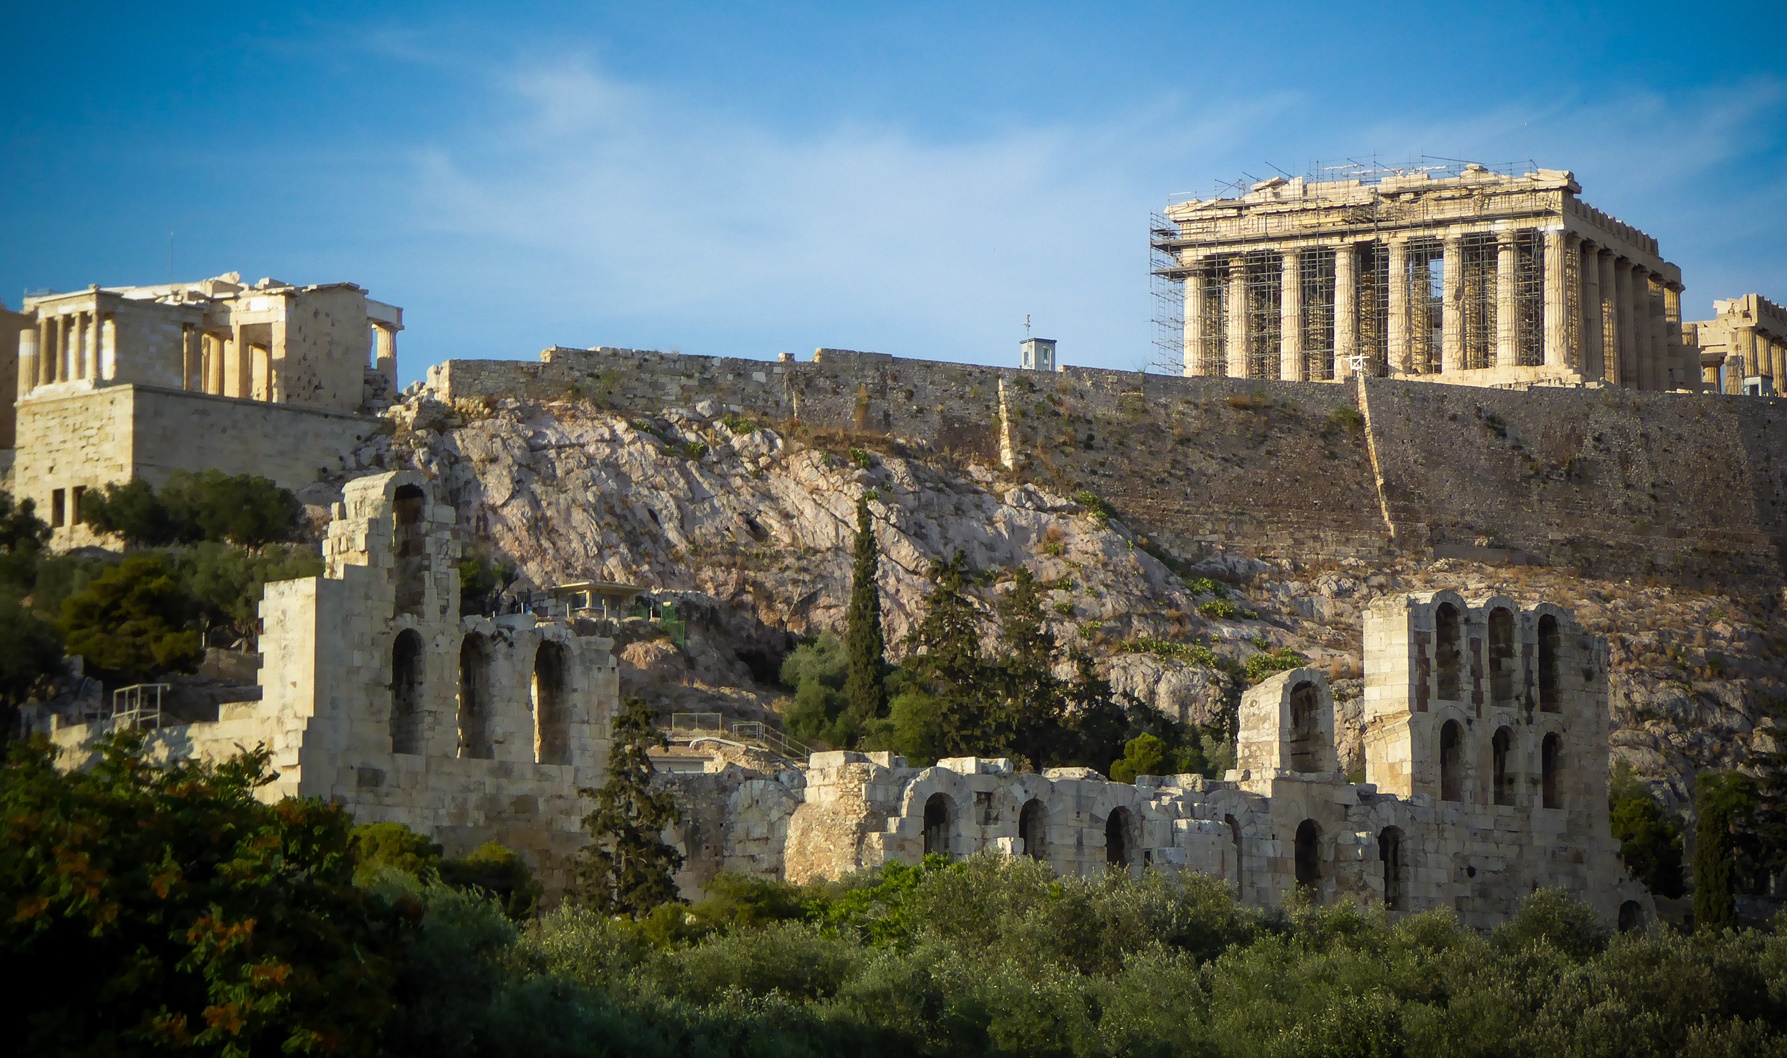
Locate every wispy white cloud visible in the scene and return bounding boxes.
[382,56,1787,376]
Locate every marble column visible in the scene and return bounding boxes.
[1495,232,1519,368]
[1226,257,1248,378]
[57,315,72,382]
[1335,243,1358,378]
[182,325,200,390]
[36,319,52,387]
[1280,249,1304,380]
[228,325,248,398]
[17,327,38,399]
[1441,234,1464,373]
[1183,262,1205,377]
[1387,239,1408,374]
[1645,277,1667,392]
[1544,230,1568,368]
[1580,241,1603,380]
[1603,255,1624,386]
[207,334,225,395]
[83,311,99,380]
[1617,263,1639,389]
[1664,285,1686,390]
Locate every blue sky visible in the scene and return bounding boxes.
[3,2,1784,384]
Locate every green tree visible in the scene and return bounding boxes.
[998,568,1066,766]
[781,630,851,746]
[844,494,887,725]
[0,488,50,595]
[1608,762,1685,898]
[1693,770,1754,932]
[0,597,62,753]
[59,553,204,677]
[457,542,518,617]
[440,841,543,921]
[903,550,995,756]
[162,469,303,547]
[174,540,323,648]
[1109,733,1169,783]
[0,734,411,1056]
[350,820,445,885]
[572,696,683,918]
[80,478,178,547]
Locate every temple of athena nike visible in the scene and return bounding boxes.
[1151,162,1766,393]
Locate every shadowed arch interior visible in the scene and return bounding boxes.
[1492,726,1515,806]
[1378,826,1405,910]
[458,634,492,759]
[1538,614,1561,713]
[1440,719,1464,802]
[1295,819,1322,890]
[1020,798,1047,861]
[390,629,424,755]
[533,640,570,765]
[1288,680,1320,772]
[923,793,953,857]
[1435,603,1462,700]
[1488,607,1515,706]
[1542,732,1562,809]
[393,484,428,617]
[1106,807,1135,868]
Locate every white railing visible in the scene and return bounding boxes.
[111,683,170,731]
[666,712,810,764]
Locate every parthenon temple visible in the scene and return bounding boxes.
[1152,164,1700,391]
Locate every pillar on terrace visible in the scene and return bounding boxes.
[1387,239,1408,374]
[1607,257,1629,387]
[1182,262,1205,377]
[1543,229,1568,369]
[1335,242,1358,378]
[1663,285,1687,390]
[57,315,73,382]
[1580,241,1603,380]
[1226,257,1247,378]
[1280,249,1304,380]
[227,326,248,398]
[181,325,199,390]
[17,328,38,399]
[1495,232,1519,368]
[1441,233,1464,373]
[1645,276,1667,392]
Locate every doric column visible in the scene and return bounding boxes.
[1335,242,1358,378]
[1579,241,1603,380]
[1615,261,1637,388]
[1600,253,1621,385]
[1182,261,1205,377]
[57,314,72,382]
[1441,234,1464,373]
[181,325,199,390]
[1386,238,1408,374]
[1280,249,1304,380]
[1664,285,1687,390]
[1543,229,1568,369]
[227,325,248,398]
[1645,276,1667,391]
[205,334,224,394]
[17,327,38,399]
[1226,257,1247,378]
[1495,232,1519,368]
[83,311,99,379]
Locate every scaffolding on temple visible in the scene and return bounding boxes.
[1242,252,1282,379]
[1301,249,1337,380]
[1149,212,1186,373]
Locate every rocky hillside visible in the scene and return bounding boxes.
[321,390,1787,810]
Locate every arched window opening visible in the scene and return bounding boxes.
[1440,719,1464,802]
[1294,819,1322,891]
[533,641,570,765]
[1106,807,1135,868]
[1542,733,1562,809]
[1492,727,1515,806]
[391,629,424,755]
[1225,813,1243,892]
[1488,607,1515,707]
[1019,799,1047,861]
[1538,614,1561,714]
[923,793,953,857]
[1288,680,1321,772]
[1618,900,1644,933]
[1435,603,1462,701]
[458,634,492,759]
[1379,827,1405,910]
[393,484,428,617]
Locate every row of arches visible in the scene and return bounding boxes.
[921,794,1140,868]
[1431,603,1562,713]
[1437,720,1564,808]
[388,629,574,765]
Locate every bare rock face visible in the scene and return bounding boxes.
[1101,653,1228,728]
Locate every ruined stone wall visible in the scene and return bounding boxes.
[432,345,1787,580]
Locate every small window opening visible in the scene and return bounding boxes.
[533,640,570,764]
[1106,807,1135,868]
[70,485,86,525]
[1492,727,1515,806]
[1295,819,1322,891]
[923,793,953,857]
[1020,799,1047,861]
[1538,614,1561,713]
[1379,826,1405,910]
[50,488,66,528]
[1488,607,1515,707]
[1288,680,1320,772]
[391,629,424,754]
[1435,603,1462,700]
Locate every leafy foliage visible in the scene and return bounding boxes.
[1243,647,1309,684]
[0,488,51,595]
[1695,770,1754,931]
[0,596,62,752]
[1609,762,1685,898]
[82,470,303,548]
[781,631,852,746]
[59,553,204,677]
[572,696,683,918]
[0,734,412,1056]
[457,541,518,616]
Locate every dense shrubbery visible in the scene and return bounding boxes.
[81,470,303,548]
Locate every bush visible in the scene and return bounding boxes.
[1198,598,1238,619]
[59,553,204,677]
[1071,490,1115,523]
[83,471,303,548]
[1244,648,1309,685]
[1609,763,1685,898]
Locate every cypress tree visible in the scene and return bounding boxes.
[845,494,887,724]
[1693,771,1743,932]
[571,696,683,917]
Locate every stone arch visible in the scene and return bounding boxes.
[1294,819,1322,890]
[1542,732,1562,809]
[1538,613,1561,714]
[1435,602,1463,701]
[1439,718,1464,802]
[1488,606,1516,707]
[923,792,954,857]
[1019,798,1047,861]
[1288,679,1321,772]
[533,640,570,765]
[1618,900,1645,932]
[1105,806,1137,868]
[1379,826,1405,910]
[1225,813,1243,892]
[457,633,493,759]
[390,628,424,755]
[1491,726,1515,806]
[392,483,428,617]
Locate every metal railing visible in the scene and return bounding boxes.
[111,683,170,731]
[666,712,810,764]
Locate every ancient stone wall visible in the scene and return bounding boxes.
[431,345,1787,580]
